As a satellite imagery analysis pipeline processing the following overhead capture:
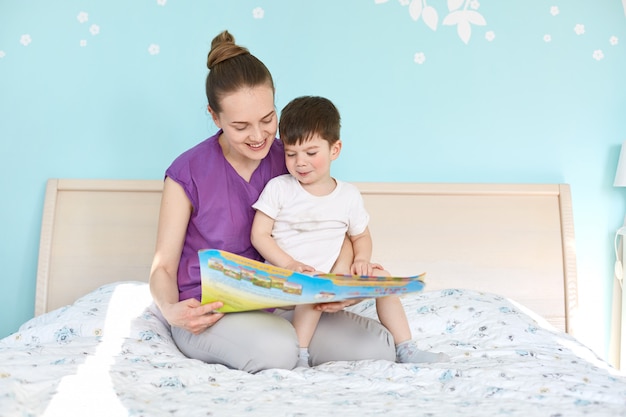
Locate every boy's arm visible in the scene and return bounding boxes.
[349,226,379,276]
[315,226,385,312]
[250,210,315,273]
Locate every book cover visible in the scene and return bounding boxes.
[199,249,425,312]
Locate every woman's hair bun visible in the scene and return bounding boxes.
[207,30,250,70]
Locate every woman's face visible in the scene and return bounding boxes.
[210,85,277,162]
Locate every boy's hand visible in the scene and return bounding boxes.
[350,261,384,276]
[285,261,316,274]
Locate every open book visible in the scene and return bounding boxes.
[199,249,426,312]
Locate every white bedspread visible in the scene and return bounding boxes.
[1,282,625,417]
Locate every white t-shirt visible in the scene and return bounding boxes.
[252,174,369,272]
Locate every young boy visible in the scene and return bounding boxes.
[251,96,448,367]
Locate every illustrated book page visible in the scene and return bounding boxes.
[199,249,425,312]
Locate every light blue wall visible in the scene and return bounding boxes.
[1,1,625,359]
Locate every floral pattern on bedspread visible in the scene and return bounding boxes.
[1,282,625,417]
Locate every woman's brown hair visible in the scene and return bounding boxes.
[205,30,275,113]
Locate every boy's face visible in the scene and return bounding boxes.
[283,134,341,188]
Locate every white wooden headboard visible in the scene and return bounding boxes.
[35,179,577,334]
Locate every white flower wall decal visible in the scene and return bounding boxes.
[409,0,439,31]
[148,44,160,55]
[77,12,89,24]
[592,50,604,61]
[377,1,622,63]
[2,3,620,63]
[253,7,265,19]
[20,34,32,46]
[75,11,100,47]
[574,24,585,36]
[382,0,488,45]
[413,52,426,64]
[443,7,486,45]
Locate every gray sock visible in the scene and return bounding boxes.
[296,347,310,368]
[396,340,450,363]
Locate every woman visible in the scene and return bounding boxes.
[149,30,395,373]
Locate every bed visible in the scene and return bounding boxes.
[1,179,625,417]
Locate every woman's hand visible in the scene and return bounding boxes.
[164,298,224,335]
[313,298,363,313]
[314,261,383,312]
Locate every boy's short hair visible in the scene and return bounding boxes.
[279,96,341,146]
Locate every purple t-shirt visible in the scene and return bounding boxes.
[165,130,288,302]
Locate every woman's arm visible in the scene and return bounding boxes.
[150,177,223,334]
